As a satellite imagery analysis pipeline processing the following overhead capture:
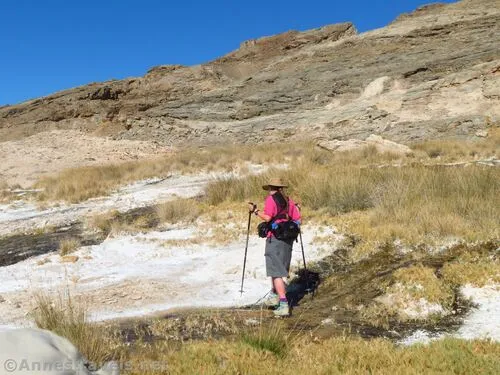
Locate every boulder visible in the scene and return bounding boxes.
[0,328,117,374]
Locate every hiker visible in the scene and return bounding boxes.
[249,178,301,317]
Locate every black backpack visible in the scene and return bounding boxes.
[257,193,300,242]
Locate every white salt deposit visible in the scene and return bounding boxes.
[399,284,500,345]
[456,285,500,341]
[398,330,444,346]
[0,174,212,236]
[0,224,342,326]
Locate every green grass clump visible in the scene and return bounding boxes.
[392,264,454,305]
[241,323,290,358]
[361,264,455,327]
[121,335,500,374]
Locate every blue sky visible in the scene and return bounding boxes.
[1,0,457,105]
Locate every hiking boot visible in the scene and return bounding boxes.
[273,301,290,317]
[263,292,280,307]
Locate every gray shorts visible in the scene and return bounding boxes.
[265,237,293,277]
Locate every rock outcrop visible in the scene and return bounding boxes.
[318,135,413,156]
[0,0,498,146]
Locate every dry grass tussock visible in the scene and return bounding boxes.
[355,242,500,327]
[362,264,455,326]
[393,265,454,305]
[86,210,122,233]
[412,126,500,161]
[84,200,250,245]
[207,161,499,247]
[73,136,497,250]
[85,199,204,236]
[32,293,120,366]
[58,238,80,256]
[156,199,201,224]
[0,180,21,203]
[36,161,164,203]
[87,209,158,235]
[34,131,498,204]
[35,142,302,203]
[442,251,500,287]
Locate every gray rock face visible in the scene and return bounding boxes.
[0,0,499,146]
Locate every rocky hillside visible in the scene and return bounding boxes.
[1,0,499,146]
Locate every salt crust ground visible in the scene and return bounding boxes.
[0,174,211,236]
[0,163,278,236]
[376,283,445,321]
[0,167,338,328]
[0,225,340,328]
[399,284,500,345]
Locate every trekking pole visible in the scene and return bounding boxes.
[240,203,256,295]
[298,228,311,292]
[296,204,311,293]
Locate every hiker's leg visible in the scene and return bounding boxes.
[266,239,289,298]
[273,277,286,298]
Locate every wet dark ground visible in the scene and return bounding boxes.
[0,223,103,266]
[0,206,157,267]
[112,240,497,345]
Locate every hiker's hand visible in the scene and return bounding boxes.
[248,202,257,213]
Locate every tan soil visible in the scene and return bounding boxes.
[0,130,170,187]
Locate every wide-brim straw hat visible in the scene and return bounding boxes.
[262,178,288,190]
